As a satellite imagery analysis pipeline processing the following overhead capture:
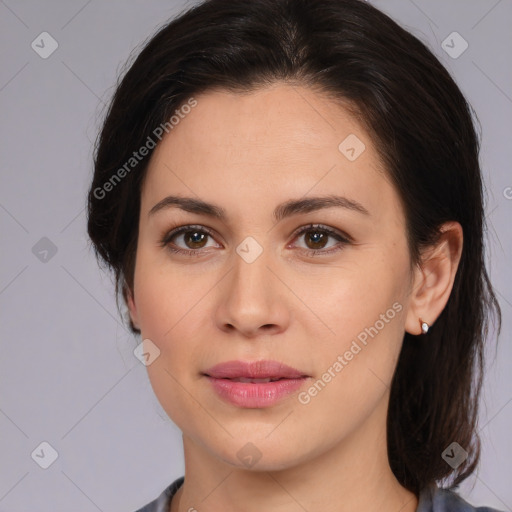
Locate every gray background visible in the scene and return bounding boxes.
[0,1,511,511]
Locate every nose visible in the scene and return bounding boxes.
[214,243,290,338]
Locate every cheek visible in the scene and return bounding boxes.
[133,253,206,430]
[133,246,203,340]
[299,253,406,341]
[295,279,406,438]
[300,249,408,394]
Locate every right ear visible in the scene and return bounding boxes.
[125,286,140,330]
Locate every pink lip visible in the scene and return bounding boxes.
[203,360,310,408]
[204,360,308,379]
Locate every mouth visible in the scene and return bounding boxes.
[225,377,286,383]
[202,360,310,408]
[202,359,309,380]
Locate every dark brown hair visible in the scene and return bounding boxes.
[87,0,501,495]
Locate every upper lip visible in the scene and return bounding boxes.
[203,360,309,379]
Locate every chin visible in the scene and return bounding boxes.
[206,435,314,473]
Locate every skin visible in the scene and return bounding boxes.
[127,83,463,512]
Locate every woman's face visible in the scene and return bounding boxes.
[128,83,417,470]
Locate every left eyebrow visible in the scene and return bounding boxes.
[148,194,371,221]
[273,195,370,221]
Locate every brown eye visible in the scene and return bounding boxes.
[183,230,208,249]
[161,225,219,255]
[304,229,328,250]
[292,224,350,255]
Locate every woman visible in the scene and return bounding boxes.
[87,0,503,511]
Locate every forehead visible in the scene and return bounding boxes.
[141,83,404,228]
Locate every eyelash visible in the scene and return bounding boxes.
[159,223,351,257]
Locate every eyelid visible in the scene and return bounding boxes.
[159,224,220,248]
[289,223,353,244]
[286,223,352,256]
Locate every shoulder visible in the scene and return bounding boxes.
[133,478,505,512]
[417,484,505,512]
[133,476,184,512]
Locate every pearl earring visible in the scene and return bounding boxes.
[419,318,429,335]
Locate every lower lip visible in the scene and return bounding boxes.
[205,376,308,408]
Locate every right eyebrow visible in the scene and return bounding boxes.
[148,196,226,219]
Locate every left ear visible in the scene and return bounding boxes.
[405,221,463,335]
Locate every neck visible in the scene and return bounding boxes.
[170,396,418,512]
